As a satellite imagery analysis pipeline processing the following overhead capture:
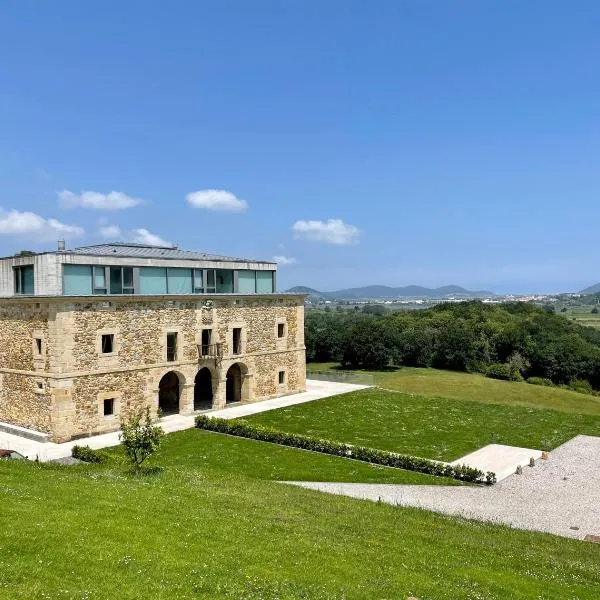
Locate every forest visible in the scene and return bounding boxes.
[305,302,600,391]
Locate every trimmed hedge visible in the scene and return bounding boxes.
[195,415,495,485]
[72,445,108,464]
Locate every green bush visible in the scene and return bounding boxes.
[71,445,108,464]
[568,379,593,395]
[195,415,493,484]
[120,407,164,470]
[526,377,555,387]
[484,363,522,382]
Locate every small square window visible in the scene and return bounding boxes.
[278,371,285,385]
[101,334,114,354]
[35,338,43,355]
[103,398,115,416]
[36,381,44,390]
[277,323,285,338]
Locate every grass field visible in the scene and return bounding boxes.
[559,306,600,328]
[2,427,600,599]
[308,363,600,415]
[246,387,600,460]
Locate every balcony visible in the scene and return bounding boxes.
[197,342,223,360]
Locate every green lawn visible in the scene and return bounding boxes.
[249,387,600,461]
[2,428,600,599]
[308,363,600,416]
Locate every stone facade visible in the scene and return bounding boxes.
[0,294,306,442]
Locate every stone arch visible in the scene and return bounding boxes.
[225,362,248,404]
[194,367,214,411]
[158,370,185,416]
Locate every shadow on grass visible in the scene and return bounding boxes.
[334,364,401,373]
[125,465,165,477]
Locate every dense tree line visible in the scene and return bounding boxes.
[305,302,600,389]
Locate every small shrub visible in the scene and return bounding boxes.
[484,363,522,382]
[568,379,593,395]
[71,445,107,464]
[195,415,494,485]
[592,307,599,314]
[120,407,164,470]
[526,376,555,387]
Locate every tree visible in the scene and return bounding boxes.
[120,407,164,470]
[592,307,599,314]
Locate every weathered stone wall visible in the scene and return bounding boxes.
[0,295,306,441]
[0,301,52,431]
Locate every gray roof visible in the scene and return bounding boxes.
[70,243,275,264]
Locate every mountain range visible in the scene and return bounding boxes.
[285,284,494,299]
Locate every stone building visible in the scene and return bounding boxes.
[0,242,306,442]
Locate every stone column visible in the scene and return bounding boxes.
[179,383,195,415]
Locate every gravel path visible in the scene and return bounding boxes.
[285,435,600,540]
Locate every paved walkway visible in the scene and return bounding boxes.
[451,443,543,481]
[0,379,367,462]
[286,435,600,540]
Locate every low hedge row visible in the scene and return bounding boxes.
[72,444,108,464]
[195,415,495,485]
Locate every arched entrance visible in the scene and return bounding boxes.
[158,371,180,415]
[226,363,244,404]
[194,367,213,410]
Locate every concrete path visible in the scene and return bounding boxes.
[0,379,367,462]
[451,443,543,481]
[285,435,600,540]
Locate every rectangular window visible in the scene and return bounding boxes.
[216,269,234,293]
[166,332,178,362]
[63,265,93,295]
[93,266,107,294]
[35,338,43,355]
[103,398,115,416]
[201,329,212,355]
[237,270,256,293]
[139,267,167,294]
[277,323,285,338]
[278,371,285,385]
[206,269,216,293]
[256,271,274,294]
[101,334,114,354]
[14,265,35,295]
[109,267,134,294]
[37,381,44,390]
[232,328,242,355]
[193,269,204,293]
[167,268,192,294]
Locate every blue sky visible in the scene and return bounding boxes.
[1,1,599,294]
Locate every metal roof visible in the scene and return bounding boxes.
[69,243,275,264]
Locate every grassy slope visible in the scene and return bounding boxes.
[308,363,600,416]
[2,429,600,599]
[246,388,600,461]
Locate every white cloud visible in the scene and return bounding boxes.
[292,219,361,245]
[0,208,84,239]
[99,225,122,238]
[58,190,145,210]
[186,189,248,212]
[131,228,172,247]
[273,255,297,265]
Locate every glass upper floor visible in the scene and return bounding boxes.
[61,264,275,295]
[6,242,278,296]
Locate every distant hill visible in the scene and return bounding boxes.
[285,284,494,299]
[285,286,322,295]
[579,283,600,295]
